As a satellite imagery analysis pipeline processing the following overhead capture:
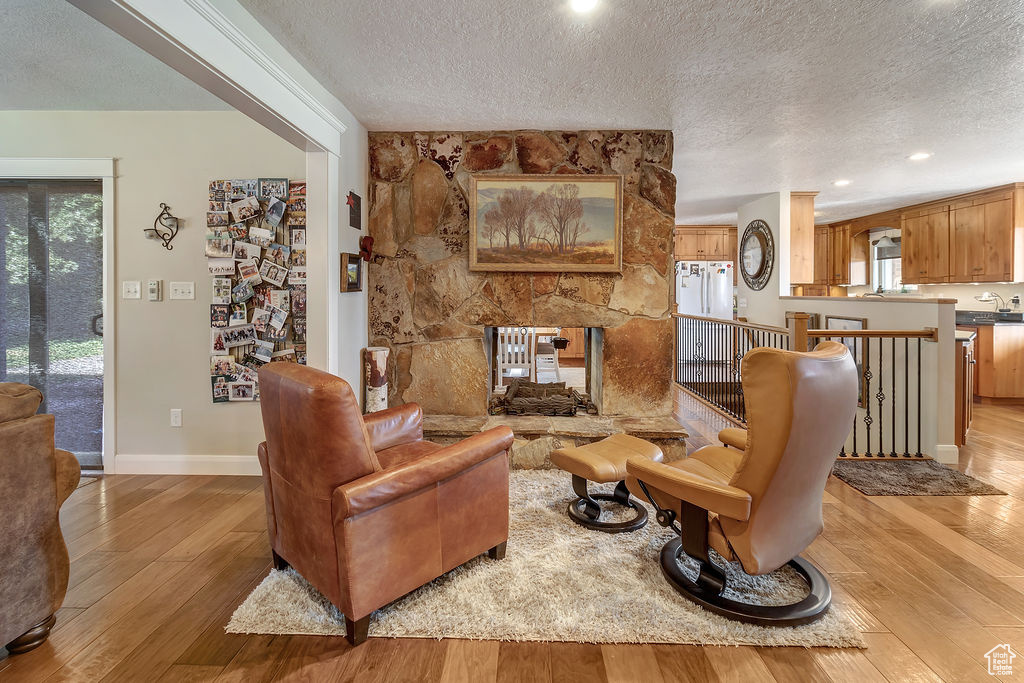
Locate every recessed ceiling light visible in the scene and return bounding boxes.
[570,0,598,12]
[833,179,851,187]
[908,152,932,161]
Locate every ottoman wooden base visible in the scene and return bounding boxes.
[551,433,665,534]
[567,475,648,533]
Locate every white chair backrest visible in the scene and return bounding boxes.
[497,327,536,381]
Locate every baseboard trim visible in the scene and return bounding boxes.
[934,444,959,465]
[113,453,261,476]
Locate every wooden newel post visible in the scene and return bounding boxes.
[786,312,811,352]
[364,347,389,413]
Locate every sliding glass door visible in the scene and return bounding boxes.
[0,180,104,468]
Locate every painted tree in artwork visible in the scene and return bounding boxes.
[483,205,516,249]
[535,184,584,254]
[498,187,537,251]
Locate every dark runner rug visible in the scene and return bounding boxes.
[832,460,1005,496]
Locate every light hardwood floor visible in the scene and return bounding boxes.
[2,396,1023,682]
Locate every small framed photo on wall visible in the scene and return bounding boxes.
[341,252,362,292]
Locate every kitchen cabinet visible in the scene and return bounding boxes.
[901,208,950,284]
[828,224,869,286]
[797,183,1024,288]
[674,230,702,260]
[556,327,586,360]
[789,192,819,284]
[973,324,1024,399]
[951,197,1014,282]
[954,332,976,446]
[673,226,735,261]
[813,225,830,285]
[830,224,850,284]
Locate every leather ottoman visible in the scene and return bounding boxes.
[550,433,664,533]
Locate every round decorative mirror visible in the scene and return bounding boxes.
[740,219,774,291]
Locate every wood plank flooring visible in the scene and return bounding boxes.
[2,396,1023,681]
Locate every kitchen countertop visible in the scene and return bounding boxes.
[955,310,1024,326]
[780,295,957,304]
[955,329,977,342]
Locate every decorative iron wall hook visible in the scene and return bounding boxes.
[146,203,180,250]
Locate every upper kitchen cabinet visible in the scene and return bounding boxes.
[789,192,819,284]
[901,206,951,284]
[673,226,736,261]
[813,225,830,285]
[829,223,869,286]
[901,183,1024,284]
[950,194,1015,282]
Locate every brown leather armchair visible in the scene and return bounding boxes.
[626,342,857,626]
[257,363,514,645]
[0,383,80,654]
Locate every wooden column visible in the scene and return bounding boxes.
[786,312,810,352]
[364,346,389,413]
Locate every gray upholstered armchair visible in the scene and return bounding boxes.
[0,383,80,654]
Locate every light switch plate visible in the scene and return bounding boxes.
[122,281,141,299]
[169,281,195,300]
[147,279,162,302]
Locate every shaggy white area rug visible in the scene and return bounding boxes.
[227,471,864,647]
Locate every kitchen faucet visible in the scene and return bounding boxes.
[975,292,1022,312]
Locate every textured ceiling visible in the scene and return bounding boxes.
[0,0,229,111]
[239,0,1024,224]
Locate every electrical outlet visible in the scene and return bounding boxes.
[169,281,195,300]
[170,408,182,427]
[122,281,141,299]
[147,279,163,302]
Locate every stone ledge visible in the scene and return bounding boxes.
[423,414,688,469]
[423,414,687,440]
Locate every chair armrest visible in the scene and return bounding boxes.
[333,426,514,519]
[362,403,423,452]
[626,456,751,521]
[718,427,747,450]
[54,448,81,505]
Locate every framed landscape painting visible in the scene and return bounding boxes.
[469,174,622,272]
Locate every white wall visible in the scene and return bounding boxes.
[736,192,790,327]
[0,110,315,469]
[334,129,369,394]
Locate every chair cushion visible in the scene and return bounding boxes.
[0,383,42,423]
[687,445,744,479]
[375,439,443,470]
[550,433,664,483]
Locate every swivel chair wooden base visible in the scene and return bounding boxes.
[659,499,831,627]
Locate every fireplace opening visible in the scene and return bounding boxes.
[484,327,603,416]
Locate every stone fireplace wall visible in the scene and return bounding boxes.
[367,130,676,416]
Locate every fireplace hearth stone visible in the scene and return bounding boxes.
[423,414,687,469]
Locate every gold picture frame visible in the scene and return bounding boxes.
[340,252,362,292]
[468,174,622,273]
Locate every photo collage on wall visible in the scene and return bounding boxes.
[208,178,308,403]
